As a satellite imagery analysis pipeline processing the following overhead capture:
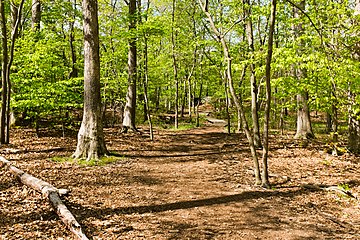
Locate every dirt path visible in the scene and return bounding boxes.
[1,124,360,239]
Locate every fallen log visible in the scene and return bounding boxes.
[0,156,89,240]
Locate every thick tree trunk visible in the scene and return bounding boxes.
[73,0,108,160]
[0,157,88,240]
[294,92,314,139]
[31,0,41,31]
[348,114,360,154]
[122,0,137,132]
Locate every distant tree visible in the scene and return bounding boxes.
[122,0,138,132]
[73,0,108,160]
[293,0,314,140]
[348,0,360,153]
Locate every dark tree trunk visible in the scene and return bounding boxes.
[73,0,108,160]
[122,0,137,132]
[0,0,8,145]
[31,0,41,31]
[0,0,24,144]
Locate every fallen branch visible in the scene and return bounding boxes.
[0,156,88,240]
[302,184,358,200]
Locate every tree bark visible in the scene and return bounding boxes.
[31,0,41,31]
[73,0,108,160]
[122,0,138,132]
[0,0,8,145]
[294,91,314,139]
[0,157,88,240]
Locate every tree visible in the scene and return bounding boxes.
[198,0,262,185]
[0,0,24,144]
[122,0,138,132]
[243,0,261,148]
[32,0,41,31]
[348,0,360,153]
[261,0,277,187]
[293,0,314,140]
[73,0,108,160]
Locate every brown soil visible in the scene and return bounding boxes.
[1,123,360,239]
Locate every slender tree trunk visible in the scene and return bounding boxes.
[73,0,108,160]
[237,65,247,132]
[69,0,78,78]
[171,0,179,129]
[0,0,8,145]
[261,0,276,188]
[243,0,261,148]
[140,0,153,140]
[348,0,360,153]
[225,80,231,134]
[122,0,137,132]
[31,0,41,31]
[198,0,261,185]
[0,0,24,144]
[293,0,314,140]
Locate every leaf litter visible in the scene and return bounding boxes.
[0,124,359,239]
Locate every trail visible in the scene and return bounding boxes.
[0,126,359,239]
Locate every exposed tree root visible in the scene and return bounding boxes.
[0,156,89,240]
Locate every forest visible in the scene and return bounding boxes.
[0,0,360,239]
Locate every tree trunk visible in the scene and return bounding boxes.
[293,0,314,140]
[294,91,314,139]
[261,0,276,188]
[69,0,78,78]
[198,0,261,185]
[31,0,41,31]
[0,0,24,144]
[0,0,8,145]
[243,0,261,148]
[73,0,108,161]
[171,0,179,129]
[122,0,137,132]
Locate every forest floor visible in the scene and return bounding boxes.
[0,121,360,240]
